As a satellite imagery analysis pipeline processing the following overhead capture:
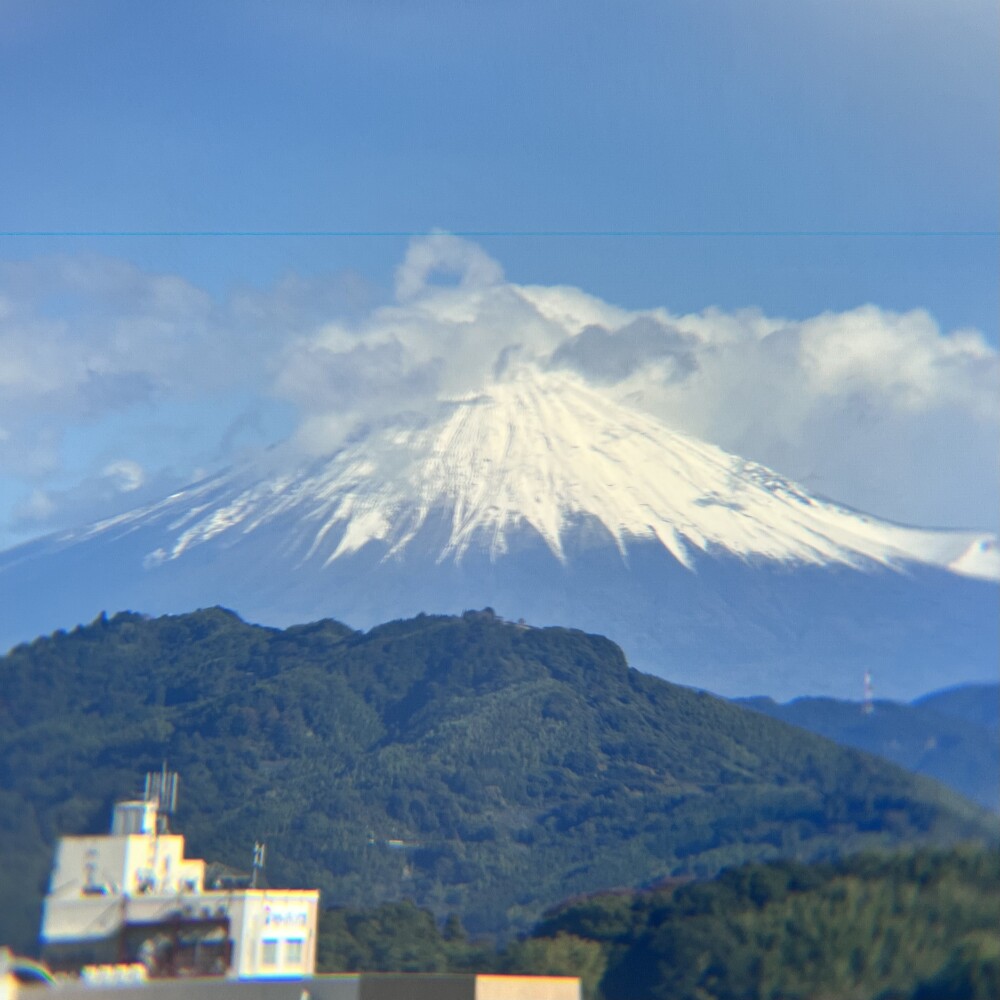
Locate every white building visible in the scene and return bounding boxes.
[40,796,319,980]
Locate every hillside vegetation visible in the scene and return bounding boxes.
[739,683,1000,811]
[316,848,999,1000]
[0,608,993,954]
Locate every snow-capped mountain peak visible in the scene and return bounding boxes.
[6,368,996,700]
[73,369,998,582]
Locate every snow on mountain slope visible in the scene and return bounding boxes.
[66,369,997,582]
[3,368,995,700]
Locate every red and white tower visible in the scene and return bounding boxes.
[862,670,874,715]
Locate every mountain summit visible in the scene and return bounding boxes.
[1,370,996,699]
[132,370,995,576]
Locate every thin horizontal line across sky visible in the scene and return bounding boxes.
[1,229,998,239]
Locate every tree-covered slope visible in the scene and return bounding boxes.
[738,683,1000,811]
[0,608,993,954]
[528,847,1000,1000]
[310,848,1000,1000]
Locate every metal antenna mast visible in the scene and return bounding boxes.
[251,842,266,889]
[144,763,179,832]
[862,670,874,716]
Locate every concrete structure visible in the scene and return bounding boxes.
[1,971,580,1000]
[40,797,319,980]
[28,779,580,998]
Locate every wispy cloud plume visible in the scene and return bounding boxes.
[274,238,999,529]
[1,237,996,540]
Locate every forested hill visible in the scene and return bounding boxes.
[737,683,1000,810]
[521,847,1000,1000]
[313,848,1000,1000]
[0,608,994,953]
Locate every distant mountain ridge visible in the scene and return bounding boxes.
[0,608,994,953]
[1,371,996,699]
[916,684,1000,732]
[738,683,1000,811]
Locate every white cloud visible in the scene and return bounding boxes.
[0,255,364,484]
[394,233,505,302]
[0,257,219,477]
[102,459,145,492]
[1,238,997,541]
[270,238,998,529]
[9,459,179,537]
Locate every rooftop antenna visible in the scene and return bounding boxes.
[144,763,179,832]
[251,842,266,889]
[862,670,874,716]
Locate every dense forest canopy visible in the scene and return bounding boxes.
[315,848,1000,1000]
[0,608,994,957]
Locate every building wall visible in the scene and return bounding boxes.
[44,833,204,908]
[476,975,581,1000]
[227,891,319,978]
[0,974,579,1000]
[41,808,318,981]
[43,890,319,979]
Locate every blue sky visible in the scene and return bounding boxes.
[1,0,997,546]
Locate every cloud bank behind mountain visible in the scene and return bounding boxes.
[1,236,996,546]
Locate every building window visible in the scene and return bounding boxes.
[261,939,279,966]
[285,939,304,965]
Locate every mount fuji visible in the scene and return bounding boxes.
[1,370,996,699]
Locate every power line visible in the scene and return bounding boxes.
[1,229,997,239]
